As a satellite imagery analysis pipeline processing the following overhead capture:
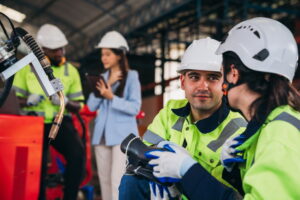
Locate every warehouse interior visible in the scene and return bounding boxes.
[0,0,300,199]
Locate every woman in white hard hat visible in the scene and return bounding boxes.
[145,17,300,200]
[87,31,141,200]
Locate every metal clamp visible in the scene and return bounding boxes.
[50,78,64,92]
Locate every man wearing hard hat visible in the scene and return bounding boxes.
[119,38,247,199]
[145,17,300,200]
[13,24,85,200]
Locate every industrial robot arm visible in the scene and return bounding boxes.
[0,12,65,142]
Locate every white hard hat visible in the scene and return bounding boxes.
[36,24,68,49]
[216,17,298,82]
[178,37,222,73]
[96,31,129,51]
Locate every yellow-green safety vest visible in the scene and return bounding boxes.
[143,99,247,193]
[237,105,300,200]
[13,62,84,123]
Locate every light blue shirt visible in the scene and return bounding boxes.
[87,70,142,146]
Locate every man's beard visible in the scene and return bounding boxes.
[191,91,213,110]
[190,94,221,115]
[49,57,62,66]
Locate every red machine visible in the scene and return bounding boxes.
[0,114,44,200]
[0,105,96,200]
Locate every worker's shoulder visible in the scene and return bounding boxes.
[64,62,81,77]
[15,65,31,77]
[267,105,300,122]
[265,105,300,131]
[227,110,247,127]
[165,99,188,109]
[65,62,79,71]
[20,64,32,72]
[127,69,139,78]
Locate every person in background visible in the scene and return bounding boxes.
[87,30,141,200]
[146,17,300,200]
[119,38,247,200]
[292,71,300,91]
[13,24,85,200]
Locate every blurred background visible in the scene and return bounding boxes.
[2,0,300,112]
[0,0,300,199]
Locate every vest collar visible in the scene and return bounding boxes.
[236,112,267,150]
[172,100,230,133]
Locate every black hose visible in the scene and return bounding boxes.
[74,112,87,150]
[14,27,55,80]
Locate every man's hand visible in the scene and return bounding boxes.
[50,93,68,106]
[96,79,114,99]
[145,141,197,183]
[150,181,180,200]
[50,93,82,112]
[27,94,44,106]
[221,135,246,172]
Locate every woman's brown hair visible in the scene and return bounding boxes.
[223,51,300,122]
[110,48,129,97]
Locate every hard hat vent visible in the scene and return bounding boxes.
[253,49,269,61]
[216,17,298,82]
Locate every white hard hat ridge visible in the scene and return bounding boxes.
[216,17,298,82]
[96,30,129,51]
[178,37,222,73]
[36,24,68,49]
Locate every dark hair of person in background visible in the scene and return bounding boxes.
[223,51,300,122]
[292,59,300,91]
[110,48,129,97]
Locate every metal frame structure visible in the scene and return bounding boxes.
[120,0,300,95]
[2,0,300,96]
[69,0,194,59]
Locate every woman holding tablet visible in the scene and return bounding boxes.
[87,30,141,200]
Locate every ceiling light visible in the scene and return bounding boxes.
[0,4,26,23]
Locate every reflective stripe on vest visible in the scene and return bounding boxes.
[172,117,185,132]
[207,118,247,152]
[64,62,69,76]
[53,112,71,118]
[143,130,165,144]
[12,86,29,97]
[271,112,300,131]
[36,111,45,116]
[67,91,83,99]
[24,111,45,116]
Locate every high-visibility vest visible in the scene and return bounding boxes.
[143,99,247,189]
[238,105,300,200]
[13,62,84,123]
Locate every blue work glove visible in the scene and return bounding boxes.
[145,141,197,183]
[27,94,44,106]
[149,181,180,200]
[220,135,246,172]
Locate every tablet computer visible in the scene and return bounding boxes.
[85,73,107,97]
